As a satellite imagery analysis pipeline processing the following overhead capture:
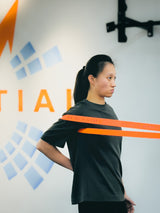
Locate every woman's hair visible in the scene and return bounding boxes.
[73,54,114,104]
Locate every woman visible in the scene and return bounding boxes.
[36,54,136,213]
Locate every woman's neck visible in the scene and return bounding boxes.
[86,92,105,105]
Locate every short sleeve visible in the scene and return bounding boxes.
[41,117,81,148]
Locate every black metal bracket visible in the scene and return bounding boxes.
[106,0,160,42]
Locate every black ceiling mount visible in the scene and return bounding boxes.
[106,0,160,42]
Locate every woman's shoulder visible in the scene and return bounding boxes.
[62,99,87,116]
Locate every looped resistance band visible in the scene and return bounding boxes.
[61,114,160,139]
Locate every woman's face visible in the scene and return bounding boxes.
[90,63,116,98]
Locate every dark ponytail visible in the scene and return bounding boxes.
[73,54,114,104]
[73,66,89,104]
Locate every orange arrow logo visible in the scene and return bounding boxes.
[0,0,18,57]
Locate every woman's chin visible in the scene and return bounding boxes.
[105,94,113,98]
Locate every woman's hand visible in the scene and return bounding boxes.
[124,193,136,213]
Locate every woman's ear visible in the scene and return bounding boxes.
[88,74,95,87]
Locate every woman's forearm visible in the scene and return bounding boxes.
[36,139,73,171]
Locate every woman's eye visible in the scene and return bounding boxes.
[107,76,112,80]
[107,76,116,80]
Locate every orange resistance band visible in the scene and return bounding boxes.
[61,114,160,139]
[78,128,160,139]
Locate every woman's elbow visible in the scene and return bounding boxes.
[36,139,45,152]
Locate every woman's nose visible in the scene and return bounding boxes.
[112,80,116,87]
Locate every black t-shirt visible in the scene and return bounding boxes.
[41,99,125,204]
